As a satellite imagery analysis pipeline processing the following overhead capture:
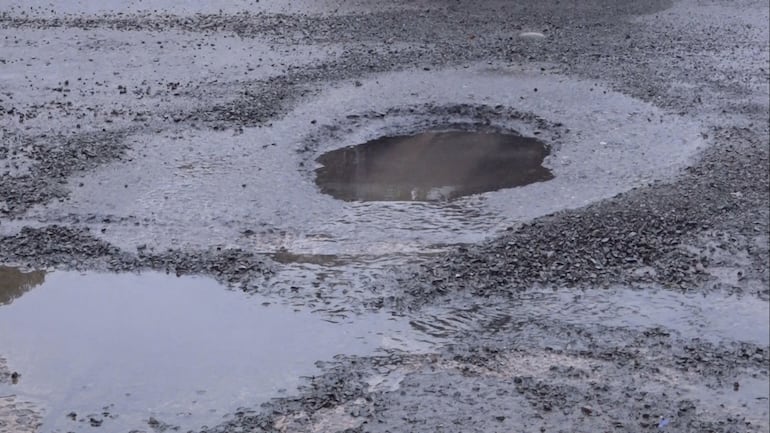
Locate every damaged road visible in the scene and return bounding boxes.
[0,0,768,432]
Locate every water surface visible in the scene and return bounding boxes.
[0,270,424,432]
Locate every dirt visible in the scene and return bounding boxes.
[0,0,768,432]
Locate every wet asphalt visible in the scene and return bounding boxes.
[0,0,769,432]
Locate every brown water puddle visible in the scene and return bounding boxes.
[315,130,553,201]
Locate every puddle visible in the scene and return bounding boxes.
[684,374,770,427]
[315,130,553,202]
[0,270,430,433]
[557,289,770,345]
[0,267,46,306]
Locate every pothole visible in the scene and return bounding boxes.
[314,130,553,202]
[0,269,437,433]
[26,66,705,257]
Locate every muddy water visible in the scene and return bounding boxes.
[315,131,552,202]
[0,270,430,433]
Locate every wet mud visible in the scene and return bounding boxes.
[0,0,768,431]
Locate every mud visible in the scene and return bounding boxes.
[0,0,768,431]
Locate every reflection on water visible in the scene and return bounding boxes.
[0,266,46,306]
[315,130,553,202]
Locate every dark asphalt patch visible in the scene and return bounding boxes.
[397,126,769,305]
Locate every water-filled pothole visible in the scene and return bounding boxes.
[315,130,553,201]
[0,270,433,433]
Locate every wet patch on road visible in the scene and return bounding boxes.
[196,284,769,432]
[1,356,42,433]
[0,1,767,432]
[20,67,705,263]
[0,270,434,433]
[4,268,764,432]
[315,130,552,202]
[412,287,770,346]
[0,395,42,433]
[0,130,130,217]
